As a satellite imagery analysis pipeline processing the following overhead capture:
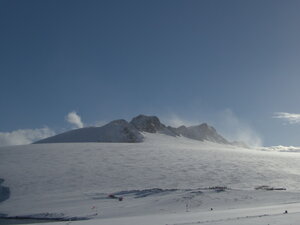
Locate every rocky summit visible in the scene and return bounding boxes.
[130,115,165,133]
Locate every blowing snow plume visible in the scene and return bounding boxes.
[66,111,84,128]
[218,109,263,147]
[164,114,195,127]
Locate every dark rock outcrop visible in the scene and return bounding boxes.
[130,115,165,133]
[130,115,178,136]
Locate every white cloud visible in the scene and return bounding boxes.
[0,111,84,147]
[66,111,84,128]
[273,112,300,124]
[260,145,300,152]
[0,127,55,147]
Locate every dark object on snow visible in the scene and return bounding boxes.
[255,185,286,191]
[208,186,228,192]
[108,194,123,201]
[108,194,117,199]
[114,188,178,198]
[284,210,288,214]
[210,208,213,211]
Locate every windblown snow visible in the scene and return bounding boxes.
[1,132,300,224]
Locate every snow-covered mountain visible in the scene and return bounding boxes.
[34,114,229,144]
[1,133,300,225]
[2,115,299,225]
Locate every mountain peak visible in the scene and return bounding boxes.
[130,114,165,133]
[170,123,229,144]
[198,123,209,128]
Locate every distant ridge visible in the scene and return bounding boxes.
[169,123,229,144]
[34,114,230,145]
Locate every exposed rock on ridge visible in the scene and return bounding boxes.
[171,123,229,144]
[130,115,165,133]
[129,114,177,136]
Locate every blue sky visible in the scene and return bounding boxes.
[1,0,300,146]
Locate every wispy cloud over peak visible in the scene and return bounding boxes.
[164,114,196,127]
[273,112,300,124]
[66,111,84,128]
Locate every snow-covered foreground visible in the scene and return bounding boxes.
[28,203,300,225]
[1,133,300,224]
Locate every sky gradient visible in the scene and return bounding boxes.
[1,0,300,146]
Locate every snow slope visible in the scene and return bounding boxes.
[26,203,300,225]
[1,133,300,224]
